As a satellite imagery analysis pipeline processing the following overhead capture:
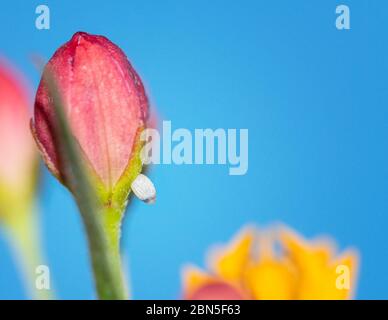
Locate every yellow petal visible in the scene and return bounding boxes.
[245,259,297,300]
[329,250,359,299]
[295,252,358,300]
[209,227,255,283]
[181,265,213,298]
[279,227,359,300]
[280,227,335,265]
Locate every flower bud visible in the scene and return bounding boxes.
[32,32,149,200]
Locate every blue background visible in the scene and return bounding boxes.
[0,0,387,299]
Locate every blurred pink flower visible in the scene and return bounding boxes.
[186,281,248,300]
[0,58,36,192]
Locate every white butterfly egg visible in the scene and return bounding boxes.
[131,174,156,204]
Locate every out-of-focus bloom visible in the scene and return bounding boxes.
[182,225,359,300]
[0,58,51,299]
[31,32,149,201]
[0,58,36,218]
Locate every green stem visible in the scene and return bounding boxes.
[101,204,128,296]
[76,198,127,300]
[6,203,53,300]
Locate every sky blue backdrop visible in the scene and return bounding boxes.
[0,0,387,299]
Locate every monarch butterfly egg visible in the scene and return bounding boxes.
[131,174,156,204]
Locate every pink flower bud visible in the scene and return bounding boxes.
[32,32,149,192]
[0,58,36,191]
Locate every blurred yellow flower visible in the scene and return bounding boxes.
[182,225,359,300]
